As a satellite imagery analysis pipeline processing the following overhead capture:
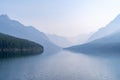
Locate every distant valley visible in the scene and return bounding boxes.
[1,14,120,57]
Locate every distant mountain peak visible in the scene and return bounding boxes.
[0,14,60,52]
[0,14,10,21]
[88,14,120,42]
[0,14,10,20]
[113,14,120,22]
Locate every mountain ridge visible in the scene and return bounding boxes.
[67,14,120,54]
[88,14,120,42]
[0,32,43,58]
[0,14,60,53]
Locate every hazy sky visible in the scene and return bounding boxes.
[0,0,120,37]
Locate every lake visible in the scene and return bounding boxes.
[0,50,120,80]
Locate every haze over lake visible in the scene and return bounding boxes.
[1,1,120,80]
[0,51,120,80]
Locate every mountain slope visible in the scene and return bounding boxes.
[68,33,93,45]
[47,33,93,48]
[0,33,43,58]
[47,34,72,48]
[88,14,120,42]
[0,15,60,53]
[67,31,120,53]
[67,15,120,54]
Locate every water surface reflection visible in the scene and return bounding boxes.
[0,51,119,80]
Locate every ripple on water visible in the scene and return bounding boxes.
[0,51,118,80]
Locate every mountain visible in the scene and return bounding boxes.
[68,33,93,45]
[88,14,120,42]
[46,34,72,48]
[0,14,60,53]
[67,31,120,54]
[67,15,120,54]
[47,33,92,48]
[0,32,43,58]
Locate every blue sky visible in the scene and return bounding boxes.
[0,0,120,37]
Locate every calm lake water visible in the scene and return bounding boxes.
[0,50,120,80]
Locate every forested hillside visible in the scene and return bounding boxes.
[0,33,43,58]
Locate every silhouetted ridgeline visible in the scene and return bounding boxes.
[0,33,43,58]
[66,32,120,55]
[66,15,120,55]
[0,15,60,53]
